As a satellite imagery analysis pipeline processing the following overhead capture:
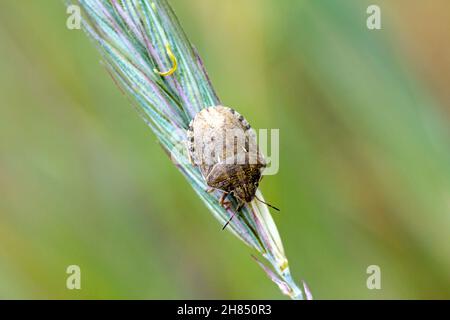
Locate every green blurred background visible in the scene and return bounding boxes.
[0,0,449,299]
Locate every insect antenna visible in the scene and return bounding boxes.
[222,214,235,230]
[255,195,280,211]
[222,203,244,230]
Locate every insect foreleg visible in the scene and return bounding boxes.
[185,141,195,166]
[205,186,232,209]
[219,192,229,206]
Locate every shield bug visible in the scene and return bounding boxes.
[187,106,279,229]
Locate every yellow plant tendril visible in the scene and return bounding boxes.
[154,43,177,77]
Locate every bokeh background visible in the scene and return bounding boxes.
[0,0,449,299]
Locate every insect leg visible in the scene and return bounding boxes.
[185,141,195,166]
[205,186,232,208]
[219,192,229,206]
[236,202,245,212]
[205,186,224,194]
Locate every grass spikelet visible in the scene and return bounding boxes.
[70,0,310,299]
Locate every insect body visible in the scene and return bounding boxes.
[187,106,274,221]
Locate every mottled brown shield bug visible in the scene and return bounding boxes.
[187,106,279,229]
